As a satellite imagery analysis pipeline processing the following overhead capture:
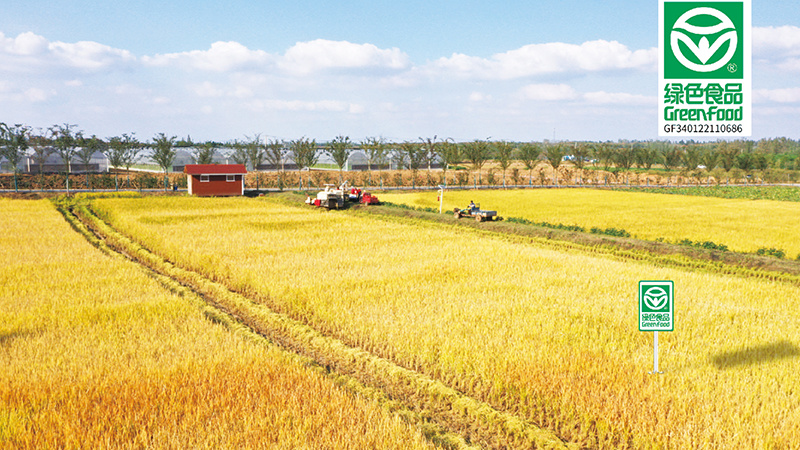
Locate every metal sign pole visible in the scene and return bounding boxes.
[650,331,663,374]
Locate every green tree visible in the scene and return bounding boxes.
[77,135,105,190]
[390,145,407,172]
[419,135,439,181]
[264,139,286,190]
[106,135,127,190]
[438,138,461,186]
[517,142,540,186]
[193,142,217,165]
[244,134,266,190]
[544,143,566,185]
[736,152,756,182]
[228,140,249,166]
[494,140,514,188]
[571,142,593,183]
[360,136,388,185]
[121,134,142,189]
[401,141,427,189]
[151,133,177,190]
[681,145,702,171]
[635,144,661,170]
[658,142,682,171]
[717,140,740,172]
[0,123,30,192]
[462,139,491,186]
[700,149,719,171]
[29,131,54,191]
[291,137,318,188]
[326,135,351,183]
[596,142,615,172]
[49,123,81,194]
[754,153,770,171]
[613,144,637,184]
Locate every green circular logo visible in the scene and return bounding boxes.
[671,7,738,73]
[643,286,669,311]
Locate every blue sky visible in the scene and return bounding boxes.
[1,1,799,143]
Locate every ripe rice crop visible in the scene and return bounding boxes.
[623,185,800,202]
[92,195,800,448]
[379,188,800,257]
[0,199,433,448]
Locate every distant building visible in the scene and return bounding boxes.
[184,164,247,196]
[19,152,108,174]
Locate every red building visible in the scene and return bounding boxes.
[184,164,247,196]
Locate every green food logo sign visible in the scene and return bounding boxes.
[659,0,751,137]
[639,281,674,331]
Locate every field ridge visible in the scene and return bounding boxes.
[63,199,573,450]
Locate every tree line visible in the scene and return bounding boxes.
[2,122,800,192]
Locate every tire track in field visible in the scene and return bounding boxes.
[66,202,573,450]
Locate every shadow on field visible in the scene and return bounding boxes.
[1,330,24,346]
[711,340,800,369]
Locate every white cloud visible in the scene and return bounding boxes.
[279,39,410,75]
[431,40,656,80]
[348,104,366,114]
[24,88,51,102]
[754,26,800,57]
[754,87,800,104]
[143,41,272,72]
[520,83,578,101]
[583,91,654,106]
[519,85,654,106]
[248,99,353,113]
[0,31,48,55]
[469,92,491,102]
[49,40,135,70]
[753,26,800,72]
[193,81,225,98]
[0,31,134,72]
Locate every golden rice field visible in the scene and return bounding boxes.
[0,198,434,449]
[91,195,800,448]
[379,188,800,257]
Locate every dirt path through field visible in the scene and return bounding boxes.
[60,200,573,450]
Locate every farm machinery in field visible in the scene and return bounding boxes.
[306,182,380,209]
[306,184,346,209]
[453,203,498,222]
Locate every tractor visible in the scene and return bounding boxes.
[360,192,380,205]
[453,203,498,222]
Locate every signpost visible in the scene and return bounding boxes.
[639,280,674,374]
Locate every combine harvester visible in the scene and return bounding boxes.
[306,182,380,209]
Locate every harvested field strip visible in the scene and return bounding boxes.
[71,201,570,450]
[1,199,434,449]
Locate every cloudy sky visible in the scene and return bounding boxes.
[1,0,799,143]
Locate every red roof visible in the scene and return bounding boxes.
[184,164,247,175]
